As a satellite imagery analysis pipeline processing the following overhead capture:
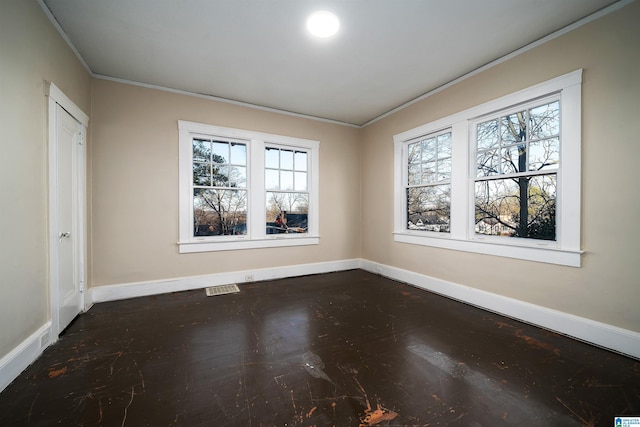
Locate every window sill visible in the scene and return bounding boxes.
[178,235,320,253]
[393,232,582,267]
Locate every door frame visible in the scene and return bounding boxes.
[46,82,89,340]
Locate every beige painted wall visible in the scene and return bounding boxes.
[361,1,640,332]
[89,80,361,286]
[0,0,91,358]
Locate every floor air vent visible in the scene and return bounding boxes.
[205,284,240,297]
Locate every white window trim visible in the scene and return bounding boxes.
[393,70,583,267]
[178,121,319,253]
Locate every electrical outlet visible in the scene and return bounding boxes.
[245,274,254,282]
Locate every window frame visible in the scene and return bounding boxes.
[393,70,583,267]
[178,120,319,253]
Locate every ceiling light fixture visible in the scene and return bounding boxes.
[306,11,340,38]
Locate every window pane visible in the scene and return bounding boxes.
[408,163,420,185]
[437,157,451,181]
[281,150,294,170]
[230,143,246,165]
[406,185,450,232]
[437,133,452,157]
[529,138,559,171]
[474,174,556,240]
[295,172,307,191]
[501,144,526,175]
[229,166,246,188]
[528,174,557,240]
[281,170,294,190]
[501,111,527,143]
[477,150,499,176]
[193,139,211,162]
[408,142,421,164]
[211,141,228,163]
[193,163,210,186]
[295,151,307,171]
[265,147,279,168]
[265,169,279,190]
[266,192,309,234]
[193,188,247,236]
[477,120,498,150]
[530,101,560,140]
[421,138,436,163]
[212,165,229,186]
[421,162,436,183]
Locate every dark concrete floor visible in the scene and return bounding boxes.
[0,269,638,426]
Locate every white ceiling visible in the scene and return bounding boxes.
[42,0,622,126]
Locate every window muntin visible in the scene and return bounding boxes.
[473,99,560,241]
[265,146,309,234]
[405,130,452,232]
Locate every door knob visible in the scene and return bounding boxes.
[59,232,71,238]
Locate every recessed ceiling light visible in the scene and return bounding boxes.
[306,11,340,38]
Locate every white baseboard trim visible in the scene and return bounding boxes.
[0,322,51,393]
[89,259,362,304]
[360,260,640,360]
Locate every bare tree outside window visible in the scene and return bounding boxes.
[474,100,559,240]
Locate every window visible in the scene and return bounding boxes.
[192,138,248,236]
[474,98,559,241]
[179,121,319,253]
[406,130,452,233]
[265,147,309,234]
[394,70,582,266]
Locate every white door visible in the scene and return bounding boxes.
[54,104,84,334]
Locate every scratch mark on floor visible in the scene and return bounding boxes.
[241,353,253,427]
[121,385,134,427]
[290,390,304,424]
[515,329,560,356]
[26,392,39,424]
[555,397,596,427]
[351,373,398,426]
[48,367,67,378]
[360,402,399,426]
[133,360,145,392]
[108,351,124,376]
[214,393,231,418]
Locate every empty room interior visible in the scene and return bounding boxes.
[1,0,640,425]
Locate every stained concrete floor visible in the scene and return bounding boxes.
[0,269,638,426]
